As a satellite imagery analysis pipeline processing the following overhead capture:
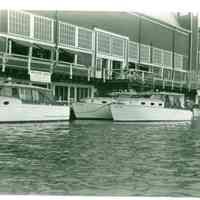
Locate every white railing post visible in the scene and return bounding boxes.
[74,86,77,102]
[2,38,9,72]
[67,86,70,105]
[75,27,79,48]
[74,54,78,64]
[30,14,34,39]
[28,46,33,74]
[162,79,165,89]
[70,64,73,79]
[2,54,6,72]
[103,68,106,82]
[7,10,10,34]
[142,71,145,82]
[51,19,54,43]
[88,68,90,81]
[8,39,12,55]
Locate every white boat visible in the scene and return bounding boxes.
[72,97,114,120]
[0,81,70,123]
[110,92,193,122]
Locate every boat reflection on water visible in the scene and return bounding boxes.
[191,106,200,129]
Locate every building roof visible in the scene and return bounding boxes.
[29,10,188,31]
[141,12,182,28]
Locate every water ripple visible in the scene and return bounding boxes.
[0,121,199,196]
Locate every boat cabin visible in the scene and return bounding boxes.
[0,83,55,105]
[116,92,185,109]
[79,97,114,104]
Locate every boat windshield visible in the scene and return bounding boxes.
[19,87,54,104]
[0,85,54,104]
[152,93,184,109]
[0,86,19,98]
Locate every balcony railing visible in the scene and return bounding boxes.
[7,10,54,43]
[127,69,153,83]
[58,21,94,53]
[95,28,127,60]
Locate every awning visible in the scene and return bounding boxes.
[11,39,34,47]
[11,39,53,50]
[33,43,53,50]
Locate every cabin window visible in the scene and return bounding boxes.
[12,88,19,98]
[32,89,39,102]
[102,101,107,104]
[150,102,155,106]
[0,87,3,96]
[88,88,92,98]
[159,103,163,106]
[0,87,12,97]
[19,88,32,102]
[141,102,146,105]
[39,91,53,104]
[19,87,52,104]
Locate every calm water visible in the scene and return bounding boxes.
[0,120,200,196]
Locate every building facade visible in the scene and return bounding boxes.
[0,10,199,102]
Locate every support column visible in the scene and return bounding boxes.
[74,86,77,102]
[2,38,8,72]
[28,46,33,74]
[8,39,12,55]
[70,64,73,79]
[91,87,94,98]
[50,49,55,74]
[68,86,70,105]
[74,54,78,64]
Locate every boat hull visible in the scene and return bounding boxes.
[0,104,70,123]
[72,102,112,120]
[110,104,193,122]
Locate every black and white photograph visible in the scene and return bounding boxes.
[0,0,200,199]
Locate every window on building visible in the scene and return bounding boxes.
[140,44,150,64]
[138,65,149,72]
[128,62,135,69]
[77,52,92,66]
[32,47,51,59]
[70,87,75,99]
[11,41,29,56]
[59,50,75,63]
[112,60,121,70]
[96,58,102,71]
[128,41,139,61]
[0,37,7,52]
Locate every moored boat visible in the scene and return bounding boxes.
[110,92,193,122]
[0,81,70,123]
[72,97,114,120]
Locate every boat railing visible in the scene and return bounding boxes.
[128,69,154,83]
